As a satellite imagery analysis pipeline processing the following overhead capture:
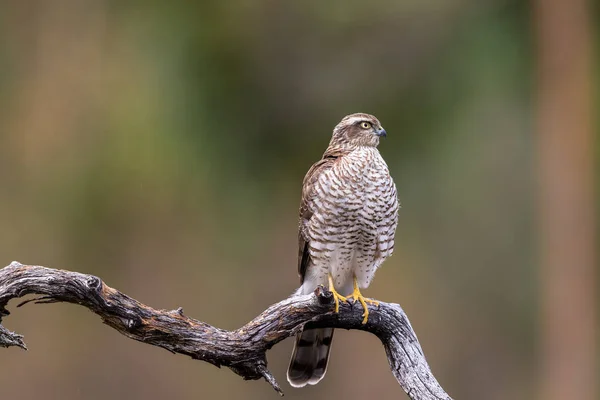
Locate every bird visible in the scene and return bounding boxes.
[287,113,399,388]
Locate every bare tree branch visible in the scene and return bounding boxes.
[0,261,452,399]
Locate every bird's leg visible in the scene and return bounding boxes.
[328,273,348,313]
[347,276,380,324]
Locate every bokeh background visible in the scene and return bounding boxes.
[0,1,597,399]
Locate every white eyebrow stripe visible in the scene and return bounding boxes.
[345,116,368,125]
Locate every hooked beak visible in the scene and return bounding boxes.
[376,128,387,138]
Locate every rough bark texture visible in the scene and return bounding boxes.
[0,261,451,399]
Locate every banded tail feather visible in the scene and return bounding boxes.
[287,327,334,387]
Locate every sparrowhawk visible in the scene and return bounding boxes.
[287,113,399,388]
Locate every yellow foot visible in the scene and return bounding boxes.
[328,274,348,313]
[347,277,379,324]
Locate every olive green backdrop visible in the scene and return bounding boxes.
[0,1,596,399]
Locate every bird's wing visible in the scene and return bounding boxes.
[298,151,341,282]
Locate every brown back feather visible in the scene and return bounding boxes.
[297,148,349,281]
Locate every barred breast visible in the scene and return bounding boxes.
[302,147,399,296]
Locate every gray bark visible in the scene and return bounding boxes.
[0,261,452,399]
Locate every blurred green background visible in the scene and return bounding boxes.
[0,1,596,400]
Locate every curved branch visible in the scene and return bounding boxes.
[0,261,452,399]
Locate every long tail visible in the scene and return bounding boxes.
[287,327,334,387]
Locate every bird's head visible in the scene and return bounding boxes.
[328,113,387,150]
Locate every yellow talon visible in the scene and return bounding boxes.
[347,276,378,324]
[328,274,348,313]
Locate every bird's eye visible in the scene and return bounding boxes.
[360,122,371,129]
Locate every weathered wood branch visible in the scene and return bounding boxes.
[0,261,452,399]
